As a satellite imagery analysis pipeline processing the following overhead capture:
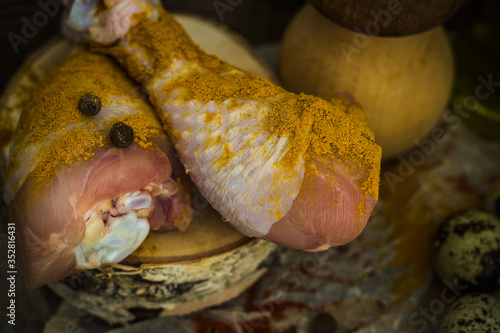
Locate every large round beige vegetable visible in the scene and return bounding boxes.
[279,4,454,159]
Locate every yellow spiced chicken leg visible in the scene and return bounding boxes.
[4,49,193,289]
[64,0,382,251]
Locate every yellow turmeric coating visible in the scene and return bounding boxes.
[93,9,381,202]
[5,50,164,198]
[0,68,43,161]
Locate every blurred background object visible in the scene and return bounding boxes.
[307,0,467,36]
[279,3,454,160]
[449,0,500,142]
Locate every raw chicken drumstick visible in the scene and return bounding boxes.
[64,0,382,251]
[4,49,192,289]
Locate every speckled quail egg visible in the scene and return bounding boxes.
[432,210,500,291]
[440,293,500,333]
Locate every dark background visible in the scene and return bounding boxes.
[0,0,492,93]
[0,0,306,93]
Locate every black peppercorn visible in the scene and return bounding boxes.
[78,93,102,116]
[110,122,134,148]
[310,312,338,333]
